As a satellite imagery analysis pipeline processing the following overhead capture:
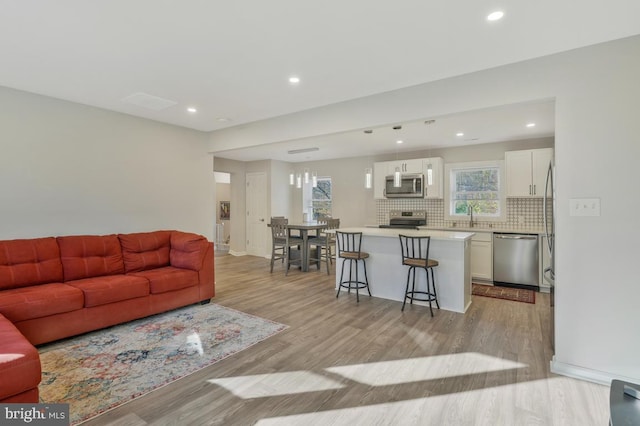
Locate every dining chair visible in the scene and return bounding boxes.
[269,217,303,274]
[308,218,340,274]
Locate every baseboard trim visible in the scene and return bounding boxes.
[229,250,247,256]
[550,357,639,386]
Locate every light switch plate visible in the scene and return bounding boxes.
[570,198,601,216]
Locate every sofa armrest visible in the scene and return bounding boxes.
[169,231,208,271]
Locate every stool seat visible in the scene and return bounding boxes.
[341,251,369,260]
[399,234,440,317]
[335,231,371,303]
[402,258,438,268]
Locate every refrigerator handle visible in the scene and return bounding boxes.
[543,163,553,256]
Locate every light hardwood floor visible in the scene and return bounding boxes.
[83,254,609,426]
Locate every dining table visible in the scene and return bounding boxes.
[285,221,327,272]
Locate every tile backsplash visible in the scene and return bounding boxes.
[376,198,548,230]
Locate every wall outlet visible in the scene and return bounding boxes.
[570,198,601,217]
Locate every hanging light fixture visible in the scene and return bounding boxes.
[304,168,310,184]
[426,163,433,186]
[289,171,295,186]
[312,171,318,188]
[364,168,373,189]
[393,166,401,187]
[296,173,302,189]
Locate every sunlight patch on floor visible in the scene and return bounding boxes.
[254,376,609,426]
[325,352,527,386]
[207,371,345,398]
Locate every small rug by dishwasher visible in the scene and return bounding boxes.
[38,303,288,425]
[472,283,535,304]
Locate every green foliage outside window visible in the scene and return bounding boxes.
[312,178,332,219]
[450,167,500,217]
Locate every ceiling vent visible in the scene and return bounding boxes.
[121,92,177,111]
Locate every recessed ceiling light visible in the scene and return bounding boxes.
[187,107,197,113]
[288,76,300,84]
[526,122,536,128]
[487,11,504,21]
[216,117,231,123]
[456,132,464,137]
[396,140,404,144]
[364,129,373,134]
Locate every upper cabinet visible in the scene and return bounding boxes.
[373,157,444,199]
[373,162,388,199]
[505,148,553,197]
[386,158,423,174]
[423,157,443,199]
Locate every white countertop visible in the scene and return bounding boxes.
[419,225,544,235]
[335,227,474,241]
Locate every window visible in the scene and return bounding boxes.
[311,177,332,220]
[445,161,505,222]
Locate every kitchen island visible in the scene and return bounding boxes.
[334,227,474,313]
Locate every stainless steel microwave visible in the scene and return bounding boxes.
[384,173,425,198]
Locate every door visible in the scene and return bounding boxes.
[246,172,268,257]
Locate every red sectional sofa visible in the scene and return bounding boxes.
[0,230,215,403]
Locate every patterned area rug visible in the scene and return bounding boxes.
[38,303,287,425]
[472,283,536,304]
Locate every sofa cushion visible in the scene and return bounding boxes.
[170,232,208,271]
[0,283,84,323]
[0,237,63,290]
[67,275,149,308]
[129,266,199,294]
[118,231,172,273]
[0,315,41,402]
[57,235,124,281]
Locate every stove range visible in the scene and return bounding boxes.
[379,210,427,229]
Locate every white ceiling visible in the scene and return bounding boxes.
[1,1,639,157]
[214,99,555,162]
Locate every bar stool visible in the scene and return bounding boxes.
[399,234,440,316]
[335,231,370,302]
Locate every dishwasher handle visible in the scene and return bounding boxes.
[495,234,538,240]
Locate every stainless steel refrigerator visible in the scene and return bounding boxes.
[543,162,555,350]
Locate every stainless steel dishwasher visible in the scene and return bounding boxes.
[493,233,539,288]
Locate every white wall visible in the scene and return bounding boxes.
[0,86,214,240]
[212,157,247,254]
[208,35,640,384]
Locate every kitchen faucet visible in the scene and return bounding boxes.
[469,205,475,228]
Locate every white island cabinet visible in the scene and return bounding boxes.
[334,228,473,313]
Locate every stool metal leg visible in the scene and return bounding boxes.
[402,266,412,311]
[362,259,371,296]
[430,267,440,309]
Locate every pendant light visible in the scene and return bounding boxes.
[289,171,295,186]
[304,168,310,184]
[393,166,401,187]
[312,171,318,188]
[426,163,433,186]
[296,173,302,189]
[364,168,373,189]
[393,138,402,187]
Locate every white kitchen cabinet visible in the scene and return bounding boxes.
[373,161,389,199]
[505,148,553,197]
[423,157,443,198]
[539,234,552,293]
[387,158,423,174]
[373,158,428,199]
[470,232,493,281]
